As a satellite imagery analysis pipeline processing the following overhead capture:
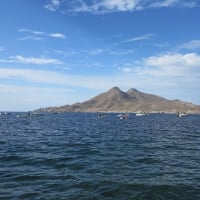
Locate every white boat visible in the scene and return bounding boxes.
[118,113,129,120]
[136,112,146,116]
[177,112,187,117]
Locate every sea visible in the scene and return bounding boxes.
[0,112,200,200]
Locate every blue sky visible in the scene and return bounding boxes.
[0,0,200,111]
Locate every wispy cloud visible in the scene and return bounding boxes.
[48,33,66,39]
[119,52,200,80]
[0,53,200,88]
[13,56,63,65]
[150,0,197,8]
[56,47,135,57]
[117,52,200,102]
[150,0,179,8]
[44,0,61,12]
[88,48,104,55]
[95,0,139,13]
[18,28,66,40]
[1,52,200,102]
[18,28,45,35]
[119,67,133,73]
[44,0,198,14]
[19,36,43,41]
[49,0,140,14]
[124,33,154,43]
[142,53,200,76]
[0,55,63,65]
[0,68,117,89]
[178,40,200,50]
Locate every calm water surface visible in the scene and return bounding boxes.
[0,113,200,199]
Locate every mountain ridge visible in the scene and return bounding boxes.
[37,87,200,113]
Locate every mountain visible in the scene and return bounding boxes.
[37,87,200,113]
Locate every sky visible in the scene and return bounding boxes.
[0,0,200,111]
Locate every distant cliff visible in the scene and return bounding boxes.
[37,87,200,113]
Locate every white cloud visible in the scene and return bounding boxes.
[1,53,199,89]
[101,0,139,11]
[1,51,200,92]
[1,53,200,86]
[178,40,200,50]
[14,56,63,65]
[0,68,120,90]
[18,28,66,40]
[150,0,179,8]
[116,52,200,103]
[127,53,200,91]
[44,0,198,14]
[44,4,57,12]
[48,33,66,39]
[0,68,63,84]
[1,52,200,110]
[150,0,197,8]
[124,33,154,43]
[44,0,61,12]
[120,67,133,72]
[69,0,140,14]
[52,0,60,7]
[89,48,104,55]
[18,28,45,35]
[144,53,200,69]
[18,36,43,41]
[0,55,63,65]
[120,52,200,85]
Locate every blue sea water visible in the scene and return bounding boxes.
[0,112,200,199]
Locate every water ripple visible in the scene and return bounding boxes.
[0,113,200,199]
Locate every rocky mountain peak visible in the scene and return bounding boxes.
[127,88,139,94]
[36,87,200,113]
[109,86,121,92]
